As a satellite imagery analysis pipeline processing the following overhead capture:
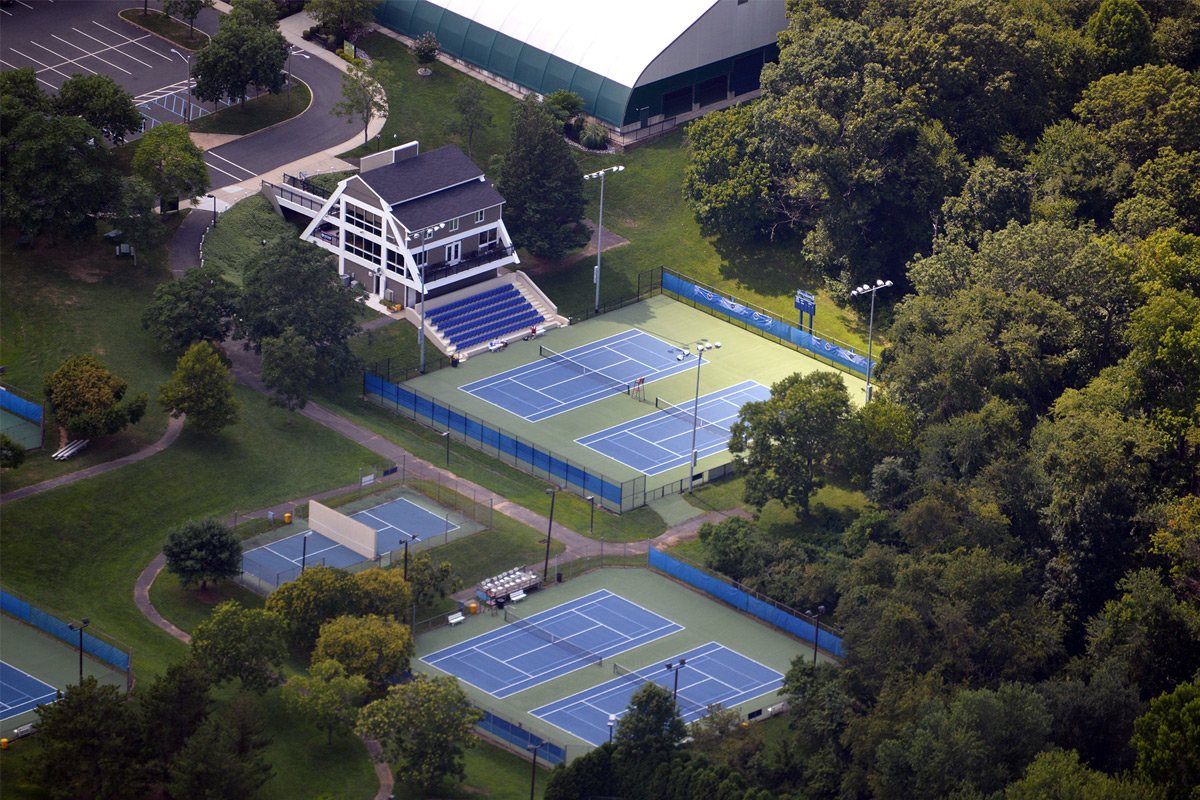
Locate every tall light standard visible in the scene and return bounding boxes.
[849,279,893,402]
[403,535,412,580]
[808,605,826,663]
[170,49,192,122]
[408,222,446,373]
[287,49,310,112]
[66,618,90,684]
[586,494,597,566]
[687,342,715,494]
[607,713,616,742]
[441,430,451,467]
[205,194,217,226]
[543,487,559,581]
[300,532,312,572]
[583,165,624,312]
[527,741,549,800]
[664,658,686,713]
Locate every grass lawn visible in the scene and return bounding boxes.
[189,81,312,136]
[390,739,550,800]
[118,8,210,50]
[199,194,309,286]
[149,571,266,635]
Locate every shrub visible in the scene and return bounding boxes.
[580,121,609,150]
[412,31,439,64]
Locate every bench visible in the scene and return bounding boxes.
[448,612,465,626]
[13,724,34,739]
[52,440,88,461]
[509,589,526,602]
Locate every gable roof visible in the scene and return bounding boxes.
[359,145,484,207]
[392,180,504,232]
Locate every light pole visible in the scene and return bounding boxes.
[808,604,826,663]
[300,532,311,572]
[849,279,893,402]
[687,342,712,494]
[170,49,192,122]
[287,49,311,112]
[441,430,451,467]
[543,487,559,580]
[66,618,89,684]
[527,741,549,800]
[586,494,596,566]
[608,713,616,742]
[403,535,411,581]
[204,193,217,226]
[664,658,686,713]
[583,165,624,312]
[409,223,446,373]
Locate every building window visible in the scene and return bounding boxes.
[445,241,461,264]
[345,232,381,264]
[449,218,459,232]
[345,205,382,236]
[413,250,427,266]
[474,209,485,224]
[386,249,404,274]
[480,228,498,248]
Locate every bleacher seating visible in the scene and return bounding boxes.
[428,284,547,351]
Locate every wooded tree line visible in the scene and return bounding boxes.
[658,1,1200,798]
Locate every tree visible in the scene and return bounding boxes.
[236,238,362,379]
[697,516,758,582]
[1074,64,1200,168]
[1087,0,1159,76]
[1,433,26,470]
[142,266,238,352]
[1132,679,1200,799]
[190,601,287,694]
[1005,750,1163,800]
[1027,120,1127,227]
[411,30,439,64]
[940,157,1031,246]
[42,354,147,439]
[51,73,143,145]
[304,0,380,41]
[283,659,369,744]
[112,176,165,265]
[1151,495,1200,600]
[167,692,273,800]
[356,674,483,793]
[681,104,772,241]
[449,80,492,159]
[260,327,318,420]
[728,371,851,515]
[29,677,147,800]
[1038,664,1143,774]
[136,657,215,777]
[330,62,388,145]
[542,89,584,126]
[1130,147,1200,233]
[495,94,590,261]
[406,551,459,608]
[352,567,413,620]
[161,0,214,36]
[132,122,210,210]
[191,18,288,110]
[228,0,277,27]
[162,517,242,590]
[615,682,687,755]
[264,564,363,650]
[312,614,414,689]
[157,341,241,434]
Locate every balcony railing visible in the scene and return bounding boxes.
[425,245,515,284]
[282,173,332,199]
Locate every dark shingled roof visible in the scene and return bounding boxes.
[359,144,483,206]
[392,180,504,231]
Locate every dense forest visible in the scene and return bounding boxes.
[549,1,1200,798]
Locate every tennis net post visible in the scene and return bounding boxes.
[538,345,630,396]
[654,396,730,436]
[503,607,603,667]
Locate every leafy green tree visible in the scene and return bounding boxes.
[449,80,493,159]
[283,659,369,744]
[940,157,1031,246]
[236,237,362,380]
[615,682,687,756]
[1074,64,1200,168]
[842,396,918,487]
[132,122,210,211]
[136,657,214,778]
[190,601,287,694]
[112,176,165,266]
[228,0,277,27]
[142,266,238,352]
[542,89,584,126]
[697,516,757,582]
[29,677,147,800]
[304,0,380,41]
[260,327,318,421]
[0,67,49,134]
[1038,662,1142,774]
[191,18,287,110]
[1005,750,1164,800]
[1,433,26,470]
[1130,147,1200,233]
[52,73,143,145]
[162,0,214,36]
[356,674,483,793]
[42,354,148,439]
[1132,679,1200,799]
[411,30,439,63]
[729,371,851,515]
[1151,495,1200,600]
[167,692,273,800]
[352,567,413,620]
[495,94,590,261]
[1026,120,1127,227]
[1087,0,1159,76]
[264,563,363,650]
[312,614,414,689]
[157,341,240,434]
[405,551,460,608]
[163,517,242,590]
[330,62,388,144]
[682,104,771,241]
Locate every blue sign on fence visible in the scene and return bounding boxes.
[794,291,816,316]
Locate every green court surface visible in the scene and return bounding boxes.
[396,294,867,501]
[0,613,128,732]
[0,408,42,451]
[413,566,823,760]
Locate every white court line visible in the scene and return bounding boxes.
[71,27,155,69]
[92,21,172,60]
[51,33,132,74]
[8,47,75,80]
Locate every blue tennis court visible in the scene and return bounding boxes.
[1,661,58,721]
[531,642,784,745]
[241,497,457,585]
[460,330,704,422]
[422,590,683,698]
[577,381,771,475]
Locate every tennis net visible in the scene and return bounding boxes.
[539,345,630,396]
[655,397,731,436]
[503,607,604,667]
[612,661,709,718]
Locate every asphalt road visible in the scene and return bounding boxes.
[1,0,355,190]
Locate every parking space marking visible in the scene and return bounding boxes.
[90,22,173,62]
[50,33,132,75]
[8,47,75,81]
[0,57,59,89]
[71,28,156,69]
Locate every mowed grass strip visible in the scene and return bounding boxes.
[188,81,312,136]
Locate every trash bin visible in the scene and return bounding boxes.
[556,572,563,583]
[284,512,292,524]
[468,602,477,614]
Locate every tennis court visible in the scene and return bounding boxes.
[460,330,703,422]
[576,380,771,475]
[240,496,457,585]
[531,642,784,745]
[1,661,58,722]
[421,590,683,698]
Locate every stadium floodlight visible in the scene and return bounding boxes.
[67,618,90,684]
[543,487,561,580]
[808,605,827,663]
[527,740,550,800]
[408,223,447,373]
[848,279,893,402]
[664,658,687,712]
[582,165,624,312]
[686,342,715,494]
[608,713,617,742]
